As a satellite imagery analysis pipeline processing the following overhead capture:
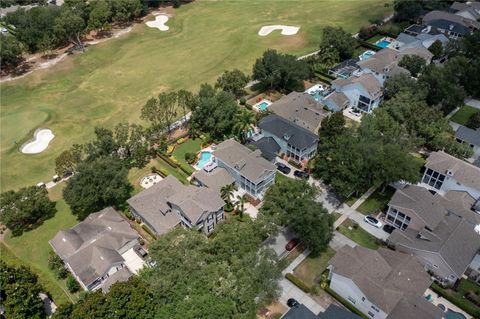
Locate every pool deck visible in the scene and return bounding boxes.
[424,288,472,319]
[193,145,216,171]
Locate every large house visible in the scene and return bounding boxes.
[386,185,480,285]
[323,91,350,112]
[420,151,480,199]
[268,92,329,133]
[127,175,225,237]
[423,10,480,38]
[392,32,449,52]
[331,73,383,113]
[455,125,480,159]
[255,114,319,165]
[212,138,276,200]
[327,246,443,319]
[49,207,143,292]
[449,1,480,21]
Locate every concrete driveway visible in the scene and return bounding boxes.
[263,227,297,259]
[278,278,324,315]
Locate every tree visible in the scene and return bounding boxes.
[48,251,68,279]
[63,157,132,220]
[87,0,112,31]
[66,274,80,293]
[0,186,56,236]
[467,113,480,129]
[233,108,255,143]
[111,0,142,24]
[384,73,427,100]
[235,194,246,219]
[0,261,47,319]
[319,26,356,60]
[55,144,84,177]
[318,112,346,140]
[398,54,426,77]
[220,184,235,206]
[53,6,86,50]
[393,0,423,22]
[428,40,443,58]
[252,49,309,92]
[177,89,193,118]
[215,69,249,98]
[0,34,24,69]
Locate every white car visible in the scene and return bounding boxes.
[364,215,383,228]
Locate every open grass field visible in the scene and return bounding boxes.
[1,0,392,191]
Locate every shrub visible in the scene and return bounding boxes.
[125,211,133,220]
[239,97,246,105]
[358,25,378,40]
[184,152,196,163]
[66,275,80,293]
[245,103,253,110]
[224,202,234,212]
[141,224,157,239]
[285,273,311,293]
[176,137,187,145]
[138,238,145,246]
[166,145,175,155]
[288,160,301,169]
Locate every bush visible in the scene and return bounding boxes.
[285,273,311,293]
[325,286,368,319]
[125,211,133,220]
[166,145,175,155]
[239,97,246,105]
[184,152,196,163]
[224,202,234,212]
[245,103,253,110]
[358,25,378,40]
[138,238,145,246]
[176,137,187,145]
[288,160,302,169]
[141,224,157,239]
[66,275,80,293]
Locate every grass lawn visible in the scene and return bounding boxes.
[2,183,78,305]
[171,138,203,173]
[293,247,335,287]
[345,195,359,207]
[337,219,381,250]
[1,0,392,192]
[366,34,384,44]
[275,171,294,184]
[432,279,480,318]
[450,105,480,125]
[356,186,395,215]
[331,212,342,221]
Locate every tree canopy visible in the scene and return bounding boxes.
[398,54,426,77]
[319,26,356,61]
[0,34,24,69]
[0,186,56,236]
[215,69,249,98]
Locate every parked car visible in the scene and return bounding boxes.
[285,238,299,251]
[383,224,395,234]
[364,215,382,228]
[294,170,309,179]
[276,163,291,174]
[287,298,300,308]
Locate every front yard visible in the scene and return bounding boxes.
[450,105,480,125]
[293,247,336,288]
[356,186,395,215]
[337,219,381,250]
[432,279,480,318]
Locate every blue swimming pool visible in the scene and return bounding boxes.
[196,151,212,169]
[310,91,322,102]
[438,304,466,319]
[375,39,391,48]
[359,50,376,60]
[258,101,269,111]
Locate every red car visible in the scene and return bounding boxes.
[285,238,299,251]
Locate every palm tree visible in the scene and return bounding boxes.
[233,109,255,143]
[221,184,235,204]
[235,194,246,220]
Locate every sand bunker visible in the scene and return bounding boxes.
[146,14,169,31]
[21,128,54,154]
[258,25,300,36]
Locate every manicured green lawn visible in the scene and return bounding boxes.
[337,219,381,250]
[293,247,335,287]
[275,172,294,184]
[356,186,395,215]
[1,0,392,192]
[171,138,203,173]
[366,34,384,44]
[2,184,78,305]
[450,105,480,125]
[345,195,359,207]
[432,280,480,318]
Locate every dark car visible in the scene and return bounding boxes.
[294,170,309,179]
[276,163,291,174]
[383,224,395,234]
[285,238,299,251]
[287,298,300,308]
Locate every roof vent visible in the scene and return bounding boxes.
[446,169,454,177]
[283,134,291,141]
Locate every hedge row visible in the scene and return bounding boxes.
[314,72,333,85]
[285,273,311,293]
[357,41,382,52]
[431,283,480,318]
[324,286,368,319]
[158,154,180,169]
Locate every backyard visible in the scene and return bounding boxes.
[432,279,480,318]
[337,219,381,250]
[450,105,480,126]
[171,138,203,174]
[0,0,392,192]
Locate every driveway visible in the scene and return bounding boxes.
[263,227,297,259]
[278,278,324,315]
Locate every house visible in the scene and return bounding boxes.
[327,246,443,319]
[331,73,383,113]
[449,1,480,22]
[392,32,449,52]
[356,48,432,85]
[213,138,276,200]
[420,151,480,199]
[455,125,480,159]
[127,175,225,237]
[466,252,480,284]
[191,166,235,192]
[49,207,143,292]
[323,91,350,112]
[250,136,281,161]
[268,92,329,133]
[256,114,319,164]
[386,185,480,285]
[281,304,362,319]
[423,10,480,38]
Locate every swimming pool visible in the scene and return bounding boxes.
[258,101,269,111]
[359,50,376,60]
[375,39,391,48]
[195,151,212,169]
[438,304,466,319]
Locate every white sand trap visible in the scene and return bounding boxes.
[146,14,169,31]
[21,128,54,154]
[258,25,300,36]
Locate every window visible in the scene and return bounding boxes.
[368,311,375,317]
[422,169,445,190]
[347,296,356,304]
[371,305,380,312]
[362,297,365,302]
[207,224,214,232]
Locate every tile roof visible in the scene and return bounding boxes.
[49,207,138,287]
[268,92,329,133]
[456,125,480,147]
[213,138,276,184]
[425,151,480,191]
[258,114,319,150]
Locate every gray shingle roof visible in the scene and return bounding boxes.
[192,167,235,191]
[251,136,281,161]
[268,92,328,133]
[49,207,138,287]
[332,73,383,98]
[213,138,276,184]
[329,246,440,318]
[319,305,362,319]
[425,151,480,191]
[259,114,319,150]
[282,304,318,319]
[456,125,480,147]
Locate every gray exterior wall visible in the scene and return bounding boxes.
[261,130,317,163]
[332,82,382,113]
